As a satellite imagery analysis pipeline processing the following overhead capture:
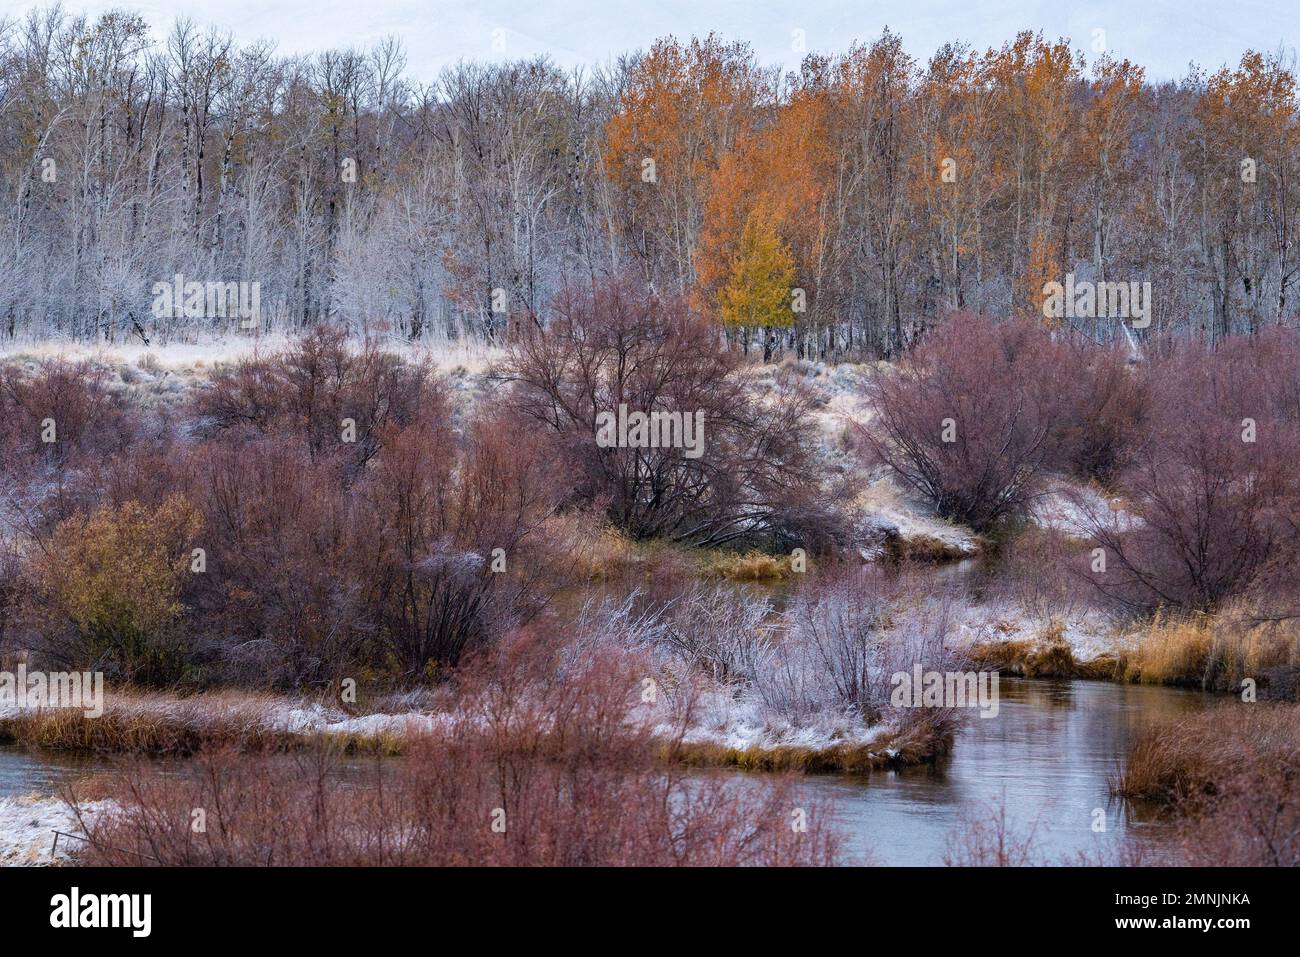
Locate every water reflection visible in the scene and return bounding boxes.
[800,678,1210,865]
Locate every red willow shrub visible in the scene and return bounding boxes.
[192,325,433,476]
[1052,337,1149,484]
[860,315,1068,532]
[3,335,567,688]
[0,359,137,483]
[69,633,842,866]
[1179,761,1300,866]
[351,408,569,679]
[497,274,837,551]
[1085,332,1300,613]
[177,411,565,686]
[183,437,365,687]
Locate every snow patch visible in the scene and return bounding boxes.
[0,796,110,866]
[649,690,886,753]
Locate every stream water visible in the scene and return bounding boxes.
[0,677,1211,865]
[798,677,1210,864]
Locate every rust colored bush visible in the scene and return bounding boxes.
[497,274,837,551]
[193,326,437,475]
[1052,337,1149,484]
[0,359,137,481]
[860,315,1067,532]
[1085,333,1300,613]
[1179,760,1300,866]
[351,407,567,678]
[184,437,364,687]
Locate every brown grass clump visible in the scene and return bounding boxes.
[540,513,641,582]
[1113,703,1298,803]
[0,690,291,755]
[1113,703,1300,865]
[881,532,973,564]
[1116,614,1212,688]
[964,625,1114,680]
[1117,609,1300,695]
[697,549,792,582]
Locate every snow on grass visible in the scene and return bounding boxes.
[651,688,886,753]
[947,596,1119,662]
[273,702,451,738]
[1031,479,1140,537]
[0,331,503,377]
[852,475,981,560]
[0,796,110,866]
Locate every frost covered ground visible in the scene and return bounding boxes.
[1030,479,1142,538]
[0,796,109,866]
[0,332,503,379]
[648,689,887,754]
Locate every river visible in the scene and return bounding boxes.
[800,678,1209,865]
[0,677,1210,865]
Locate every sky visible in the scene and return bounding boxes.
[4,0,1293,82]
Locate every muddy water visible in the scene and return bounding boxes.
[800,678,1211,865]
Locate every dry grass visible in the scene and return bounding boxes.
[1113,703,1300,805]
[965,623,1117,680]
[1116,614,1213,687]
[696,549,792,582]
[541,513,642,581]
[882,532,973,563]
[0,690,403,756]
[1117,609,1300,695]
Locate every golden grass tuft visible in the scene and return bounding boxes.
[695,549,792,582]
[964,621,1115,680]
[540,512,647,582]
[1117,613,1213,687]
[1118,609,1299,695]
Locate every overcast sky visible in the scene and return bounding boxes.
[5,0,1293,82]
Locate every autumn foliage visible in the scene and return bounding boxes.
[28,496,201,683]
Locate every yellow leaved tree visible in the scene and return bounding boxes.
[719,213,795,360]
[32,495,203,684]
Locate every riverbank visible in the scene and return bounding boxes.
[0,685,950,776]
[1,678,1221,867]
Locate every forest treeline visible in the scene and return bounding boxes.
[2,5,1298,354]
